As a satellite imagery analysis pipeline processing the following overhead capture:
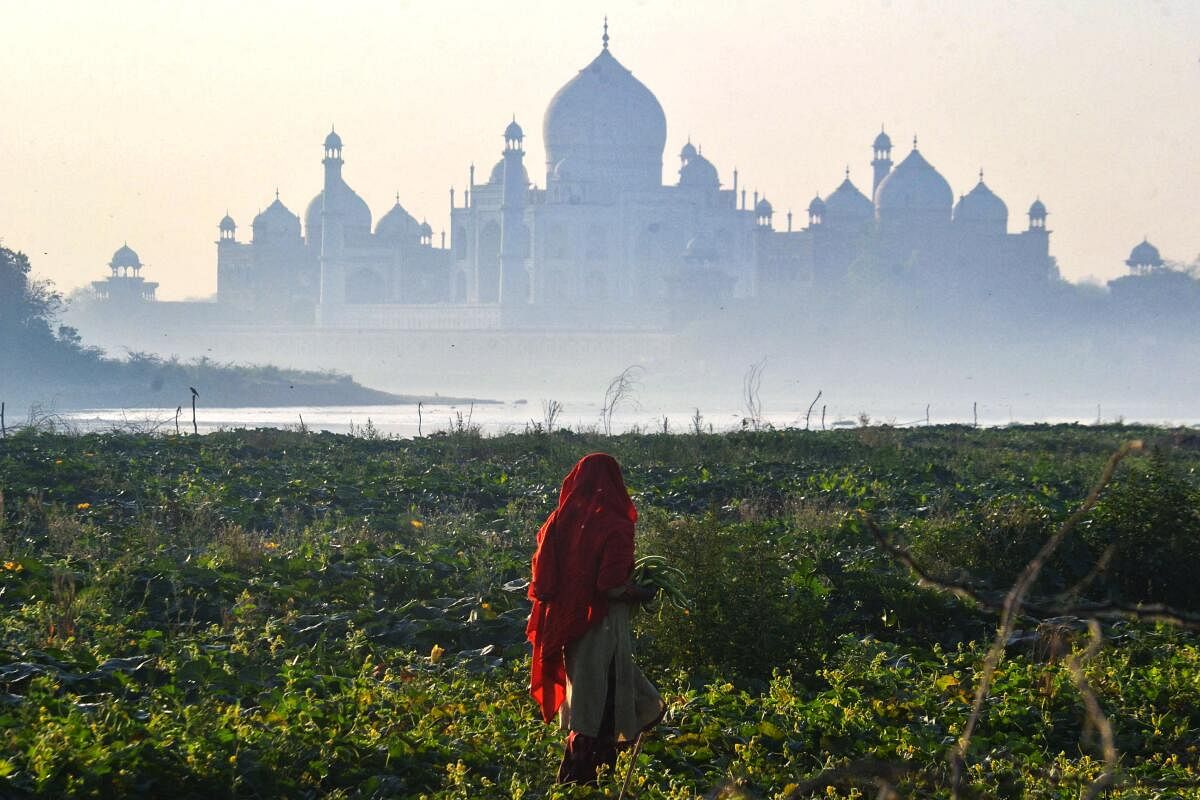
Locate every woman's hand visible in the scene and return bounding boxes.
[617,583,658,604]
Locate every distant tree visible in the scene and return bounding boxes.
[0,245,104,396]
[0,244,63,340]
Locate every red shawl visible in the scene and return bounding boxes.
[526,453,638,722]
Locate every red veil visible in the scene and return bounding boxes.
[526,453,638,722]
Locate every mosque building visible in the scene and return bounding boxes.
[127,25,1069,329]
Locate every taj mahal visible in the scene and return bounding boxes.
[99,26,1131,332]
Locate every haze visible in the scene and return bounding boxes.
[4,0,1198,300]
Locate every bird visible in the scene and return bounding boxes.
[189,387,199,398]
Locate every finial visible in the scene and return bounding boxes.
[602,16,609,50]
[845,165,850,179]
[913,134,918,149]
[395,192,400,204]
[979,168,984,182]
[275,188,280,200]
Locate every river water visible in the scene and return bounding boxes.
[47,400,1198,437]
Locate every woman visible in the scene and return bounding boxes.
[526,453,665,785]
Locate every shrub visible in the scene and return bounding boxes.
[633,510,829,687]
[1082,452,1200,609]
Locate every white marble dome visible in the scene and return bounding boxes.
[954,178,1008,228]
[489,157,530,186]
[305,182,372,241]
[875,148,953,217]
[824,177,873,222]
[375,198,419,243]
[678,152,718,188]
[543,47,666,188]
[1126,239,1163,269]
[253,196,302,240]
[110,243,141,268]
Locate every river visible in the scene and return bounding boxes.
[43,400,1198,437]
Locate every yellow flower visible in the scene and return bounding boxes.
[76,502,91,510]
[263,541,279,550]
[410,519,424,529]
[3,561,22,573]
[54,459,63,465]
[429,644,445,664]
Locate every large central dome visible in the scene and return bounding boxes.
[875,146,953,228]
[543,46,667,190]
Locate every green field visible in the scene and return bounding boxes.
[1,425,1198,798]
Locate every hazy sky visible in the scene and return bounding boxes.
[4,0,1198,300]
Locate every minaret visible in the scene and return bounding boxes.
[1027,198,1048,231]
[499,118,529,306]
[319,128,346,305]
[871,126,893,195]
[218,213,236,243]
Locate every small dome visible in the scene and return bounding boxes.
[873,129,892,151]
[254,196,302,240]
[953,178,1008,227]
[489,157,530,186]
[504,119,524,141]
[678,152,719,188]
[219,214,236,232]
[324,129,343,150]
[875,147,953,216]
[1028,198,1047,219]
[755,197,773,217]
[375,197,419,243]
[824,177,873,222]
[110,243,141,268]
[1126,239,1164,269]
[680,141,698,161]
[418,221,433,239]
[807,194,826,215]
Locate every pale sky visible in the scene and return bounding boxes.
[4,0,1197,300]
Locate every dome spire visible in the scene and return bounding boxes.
[602,16,609,50]
[978,168,984,183]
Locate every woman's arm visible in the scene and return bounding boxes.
[596,524,635,594]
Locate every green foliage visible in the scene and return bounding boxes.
[1083,450,1200,608]
[635,511,829,687]
[0,425,1198,796]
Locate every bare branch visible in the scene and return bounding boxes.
[1067,620,1120,800]
[743,358,766,430]
[601,365,643,436]
[948,439,1143,797]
